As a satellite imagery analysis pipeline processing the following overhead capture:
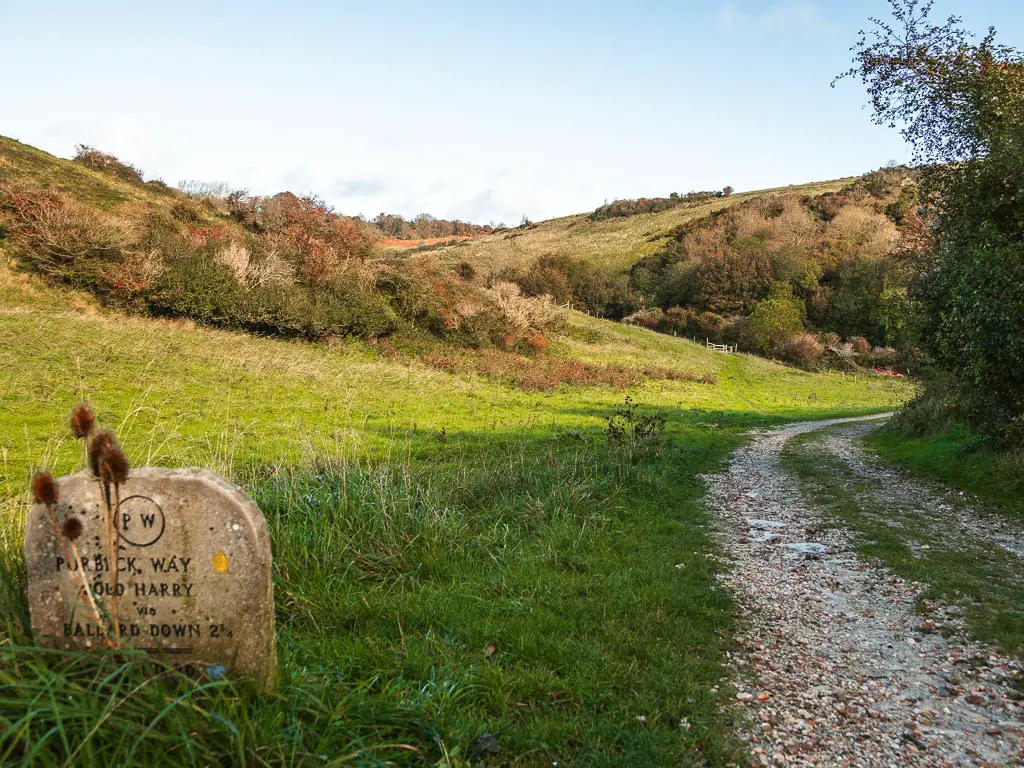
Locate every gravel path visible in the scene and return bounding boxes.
[701,415,1024,767]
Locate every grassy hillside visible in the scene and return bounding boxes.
[0,137,192,214]
[0,260,907,765]
[421,178,854,276]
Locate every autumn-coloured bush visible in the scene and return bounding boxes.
[104,248,163,294]
[72,145,145,185]
[0,183,127,289]
[777,333,826,370]
[378,258,475,338]
[170,199,203,224]
[488,281,564,335]
[823,338,859,370]
[509,254,638,319]
[255,194,378,285]
[850,336,871,355]
[522,333,550,353]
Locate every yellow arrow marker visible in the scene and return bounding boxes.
[212,551,230,573]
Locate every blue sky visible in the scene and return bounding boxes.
[1,1,1021,225]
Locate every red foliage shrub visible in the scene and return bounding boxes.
[777,333,826,370]
[850,336,871,355]
[0,183,125,287]
[523,333,550,352]
[187,226,227,247]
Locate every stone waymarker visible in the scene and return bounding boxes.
[25,468,276,687]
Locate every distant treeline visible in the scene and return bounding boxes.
[371,213,497,240]
[589,187,733,221]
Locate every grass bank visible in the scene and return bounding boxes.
[0,267,905,766]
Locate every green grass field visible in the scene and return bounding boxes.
[0,264,906,766]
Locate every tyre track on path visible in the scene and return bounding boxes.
[701,415,1024,767]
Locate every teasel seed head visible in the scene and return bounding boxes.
[32,471,59,506]
[70,404,96,439]
[87,431,116,479]
[61,516,84,541]
[101,445,130,486]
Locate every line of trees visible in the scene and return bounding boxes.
[372,213,497,240]
[589,188,733,221]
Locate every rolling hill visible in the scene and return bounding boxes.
[0,136,909,765]
[400,177,856,275]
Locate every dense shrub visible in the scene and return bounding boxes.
[511,254,638,319]
[623,308,665,331]
[694,248,774,315]
[487,281,564,336]
[744,285,806,353]
[376,258,507,345]
[148,251,242,324]
[694,311,726,341]
[145,179,175,196]
[850,336,871,355]
[170,199,203,224]
[0,180,538,346]
[0,183,126,290]
[777,333,826,369]
[515,262,572,304]
[72,145,145,185]
[884,185,919,225]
